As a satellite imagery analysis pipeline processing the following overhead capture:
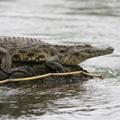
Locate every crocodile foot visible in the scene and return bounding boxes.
[63,65,88,72]
[46,61,66,72]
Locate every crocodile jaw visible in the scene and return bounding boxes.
[58,45,114,65]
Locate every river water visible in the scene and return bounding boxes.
[0,0,120,120]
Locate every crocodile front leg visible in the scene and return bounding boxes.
[0,47,12,73]
[46,54,66,72]
[46,61,66,72]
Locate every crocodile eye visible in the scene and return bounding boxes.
[85,44,91,47]
[60,49,65,53]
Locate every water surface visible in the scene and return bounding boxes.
[0,0,120,120]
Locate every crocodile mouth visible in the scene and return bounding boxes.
[59,45,114,65]
[87,46,114,57]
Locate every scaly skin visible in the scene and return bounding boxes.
[0,36,114,72]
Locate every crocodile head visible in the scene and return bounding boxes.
[56,44,114,65]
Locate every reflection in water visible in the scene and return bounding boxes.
[0,83,86,118]
[0,0,120,119]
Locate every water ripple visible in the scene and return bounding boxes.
[0,0,120,119]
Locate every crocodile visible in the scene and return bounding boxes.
[0,36,114,73]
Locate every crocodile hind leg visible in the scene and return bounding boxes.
[0,47,12,73]
[10,66,36,78]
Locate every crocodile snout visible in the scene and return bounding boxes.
[107,47,114,53]
[93,44,114,54]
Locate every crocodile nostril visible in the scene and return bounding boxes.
[107,47,114,52]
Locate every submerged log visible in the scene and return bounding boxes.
[0,62,102,86]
